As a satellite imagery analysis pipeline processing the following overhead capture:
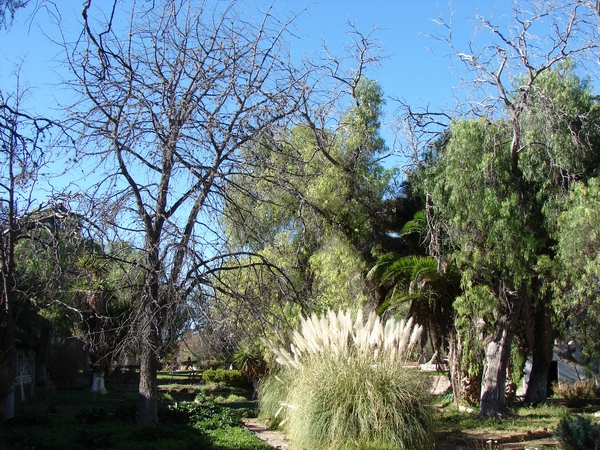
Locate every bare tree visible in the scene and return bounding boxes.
[0,0,28,28]
[0,77,67,419]
[68,0,312,425]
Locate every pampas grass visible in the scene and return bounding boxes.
[260,308,434,450]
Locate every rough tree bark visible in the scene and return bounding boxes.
[447,331,463,410]
[524,294,555,404]
[479,289,524,418]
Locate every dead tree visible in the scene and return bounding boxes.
[0,81,65,419]
[68,0,314,425]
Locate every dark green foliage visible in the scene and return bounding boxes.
[369,251,459,355]
[75,405,108,424]
[73,428,116,448]
[0,384,269,450]
[202,368,248,389]
[112,402,138,423]
[555,415,600,450]
[5,410,49,426]
[233,343,268,385]
[161,400,243,430]
[129,424,186,442]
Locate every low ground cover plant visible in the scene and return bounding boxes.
[260,308,434,450]
[555,414,600,450]
[0,380,270,450]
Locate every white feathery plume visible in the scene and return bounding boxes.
[269,308,422,368]
[397,318,411,358]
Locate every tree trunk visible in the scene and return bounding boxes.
[479,294,523,418]
[448,331,463,409]
[138,331,159,425]
[1,284,17,421]
[137,280,162,427]
[136,236,164,426]
[524,297,554,404]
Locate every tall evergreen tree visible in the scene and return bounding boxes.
[423,63,600,416]
[218,78,417,344]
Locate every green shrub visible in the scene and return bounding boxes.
[76,406,109,424]
[160,398,243,430]
[233,343,268,387]
[261,308,434,450]
[202,368,248,389]
[555,414,600,450]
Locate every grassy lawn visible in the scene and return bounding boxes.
[4,372,599,450]
[433,397,600,449]
[436,403,567,437]
[0,375,270,450]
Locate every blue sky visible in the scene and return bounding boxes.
[0,1,508,122]
[3,0,595,182]
[3,0,598,243]
[0,0,526,198]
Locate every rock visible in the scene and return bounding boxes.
[458,405,474,413]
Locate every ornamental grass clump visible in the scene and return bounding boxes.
[260,308,435,450]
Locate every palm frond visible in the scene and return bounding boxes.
[367,253,402,281]
[400,210,426,236]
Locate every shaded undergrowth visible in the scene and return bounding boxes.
[0,380,269,450]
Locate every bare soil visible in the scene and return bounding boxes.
[243,418,560,450]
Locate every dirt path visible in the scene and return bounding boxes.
[243,419,560,450]
[242,418,294,450]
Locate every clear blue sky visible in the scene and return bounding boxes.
[0,1,510,121]
[3,0,597,235]
[0,0,525,195]
[5,0,591,182]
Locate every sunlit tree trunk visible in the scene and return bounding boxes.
[448,331,463,409]
[479,290,523,418]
